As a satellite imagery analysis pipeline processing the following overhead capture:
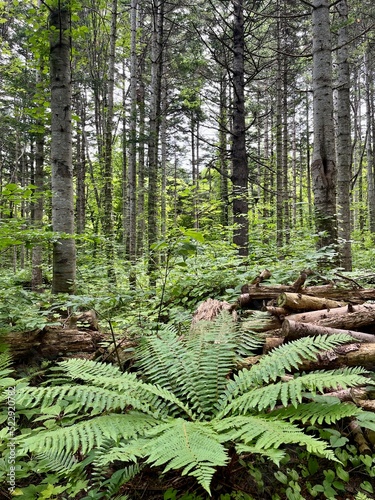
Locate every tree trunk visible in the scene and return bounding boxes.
[128,0,138,286]
[102,0,117,281]
[311,0,338,253]
[335,0,352,270]
[365,47,375,234]
[147,0,164,280]
[31,60,45,292]
[231,0,248,256]
[50,2,76,295]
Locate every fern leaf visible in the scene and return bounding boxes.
[21,413,157,455]
[221,367,371,415]
[137,315,240,418]
[270,401,362,425]
[17,384,156,416]
[145,418,228,495]
[218,334,354,411]
[214,415,337,461]
[35,448,79,475]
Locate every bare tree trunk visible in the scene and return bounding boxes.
[219,73,229,227]
[75,96,86,235]
[311,0,338,254]
[128,0,138,286]
[50,2,76,294]
[231,0,248,256]
[102,0,117,281]
[335,0,352,270]
[147,0,164,280]
[365,48,375,234]
[31,57,45,292]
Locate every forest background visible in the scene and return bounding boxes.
[1,0,375,498]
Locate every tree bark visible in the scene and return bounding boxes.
[296,343,375,371]
[277,292,344,311]
[282,319,375,343]
[231,0,248,256]
[287,303,375,329]
[50,2,76,294]
[335,0,352,270]
[128,0,138,286]
[102,0,117,282]
[311,0,338,253]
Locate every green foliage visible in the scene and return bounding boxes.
[16,316,373,496]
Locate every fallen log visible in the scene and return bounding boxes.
[287,303,375,329]
[6,324,105,362]
[277,292,345,311]
[296,343,375,371]
[348,419,372,455]
[282,319,375,343]
[238,285,375,307]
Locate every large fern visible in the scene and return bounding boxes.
[17,314,375,495]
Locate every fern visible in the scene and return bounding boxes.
[145,418,228,496]
[21,413,157,455]
[137,315,240,418]
[270,400,363,425]
[220,367,371,415]
[16,316,373,495]
[213,415,337,461]
[218,334,356,409]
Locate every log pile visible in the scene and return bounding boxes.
[194,269,375,449]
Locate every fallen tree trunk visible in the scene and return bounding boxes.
[282,319,375,343]
[296,343,375,371]
[277,292,345,311]
[6,325,105,362]
[287,303,375,329]
[238,285,375,307]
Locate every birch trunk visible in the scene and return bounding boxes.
[50,3,76,294]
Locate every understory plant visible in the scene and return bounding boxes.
[16,314,375,497]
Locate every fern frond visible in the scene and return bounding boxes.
[214,415,337,461]
[103,465,141,498]
[35,448,80,475]
[21,413,157,455]
[270,401,362,425]
[24,358,194,419]
[58,358,125,380]
[218,334,354,410]
[145,418,228,495]
[94,438,149,466]
[17,384,159,416]
[221,367,371,415]
[137,314,240,418]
